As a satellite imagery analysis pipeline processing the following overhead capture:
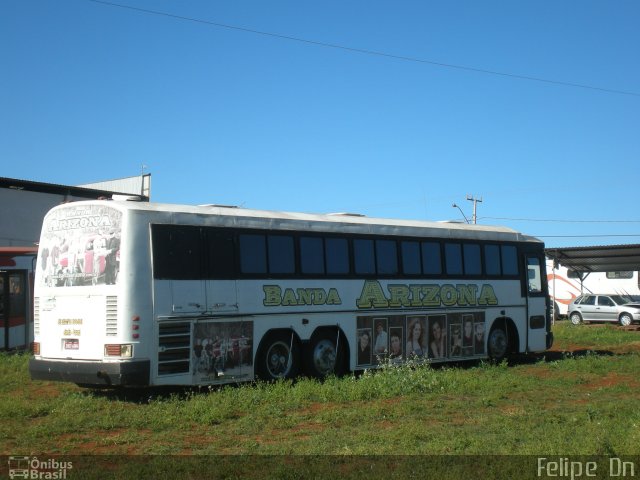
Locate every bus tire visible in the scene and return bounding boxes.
[487,324,509,362]
[255,331,300,381]
[305,329,346,378]
[569,312,582,325]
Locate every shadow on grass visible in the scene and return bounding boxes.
[81,349,620,403]
[82,383,237,404]
[508,349,615,366]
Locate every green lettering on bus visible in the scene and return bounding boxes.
[355,281,498,310]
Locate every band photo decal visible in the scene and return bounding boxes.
[38,205,122,287]
[193,321,254,382]
[355,312,486,366]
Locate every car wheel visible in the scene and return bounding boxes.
[619,313,633,327]
[569,312,582,325]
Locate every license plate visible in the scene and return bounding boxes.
[64,339,79,350]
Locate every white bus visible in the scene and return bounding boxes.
[29,199,553,387]
[546,261,640,318]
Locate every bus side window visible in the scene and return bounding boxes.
[444,243,462,275]
[501,246,519,276]
[376,239,398,275]
[421,241,442,275]
[484,244,501,275]
[206,229,236,278]
[268,235,295,274]
[325,237,349,275]
[354,239,375,275]
[300,236,325,275]
[151,225,203,280]
[527,257,542,293]
[401,241,421,275]
[463,244,481,275]
[239,234,267,274]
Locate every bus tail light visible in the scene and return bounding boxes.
[32,342,40,356]
[104,344,133,357]
[132,315,140,340]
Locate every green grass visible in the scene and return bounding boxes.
[2,321,640,472]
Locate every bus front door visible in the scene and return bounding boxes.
[525,255,548,352]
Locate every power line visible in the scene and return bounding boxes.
[85,0,640,98]
[482,217,640,224]
[536,234,640,238]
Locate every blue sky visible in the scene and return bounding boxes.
[2,0,639,248]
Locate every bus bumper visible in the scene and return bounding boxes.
[29,358,150,387]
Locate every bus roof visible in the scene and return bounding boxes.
[49,199,542,244]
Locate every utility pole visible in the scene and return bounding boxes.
[466,194,482,224]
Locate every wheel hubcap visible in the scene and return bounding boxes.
[313,340,336,375]
[489,329,507,359]
[266,342,291,378]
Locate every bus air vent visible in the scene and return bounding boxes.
[106,296,118,337]
[158,322,191,376]
[326,212,366,217]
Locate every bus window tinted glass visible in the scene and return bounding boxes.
[401,241,421,275]
[376,240,398,275]
[501,245,518,275]
[300,237,324,274]
[484,245,501,275]
[206,229,236,278]
[354,239,375,275]
[444,243,463,275]
[527,256,542,293]
[268,235,294,274]
[239,234,267,274]
[152,225,202,280]
[326,238,349,274]
[463,244,481,275]
[422,242,442,275]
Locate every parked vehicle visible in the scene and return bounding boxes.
[567,294,640,326]
[546,261,640,318]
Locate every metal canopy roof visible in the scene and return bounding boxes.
[545,244,640,273]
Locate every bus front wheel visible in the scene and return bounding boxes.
[487,325,509,362]
[255,331,301,381]
[305,329,345,378]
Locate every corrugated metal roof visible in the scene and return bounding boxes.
[545,244,640,272]
[0,177,149,201]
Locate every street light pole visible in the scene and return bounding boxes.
[451,203,470,224]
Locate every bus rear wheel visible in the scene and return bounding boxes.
[305,329,345,378]
[255,331,300,381]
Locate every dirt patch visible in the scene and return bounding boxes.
[579,372,640,391]
[58,428,155,455]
